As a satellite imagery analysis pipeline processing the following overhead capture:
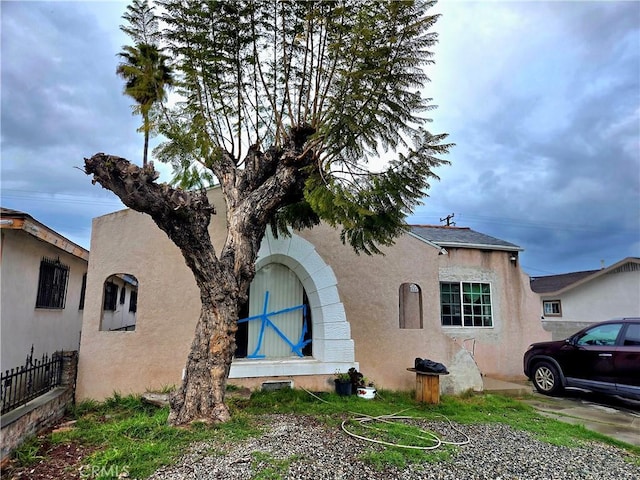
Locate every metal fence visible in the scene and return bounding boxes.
[1,346,63,415]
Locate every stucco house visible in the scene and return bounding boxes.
[76,188,548,401]
[530,257,640,340]
[0,208,89,371]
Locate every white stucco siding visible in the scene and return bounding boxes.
[230,229,357,379]
[543,270,640,323]
[1,230,87,370]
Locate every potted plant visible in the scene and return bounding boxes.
[334,371,352,396]
[356,377,376,400]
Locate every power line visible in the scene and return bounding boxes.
[410,211,637,234]
[1,190,124,207]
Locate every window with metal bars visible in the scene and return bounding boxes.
[35,257,69,309]
[103,282,118,311]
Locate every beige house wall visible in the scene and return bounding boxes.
[544,269,640,323]
[77,209,203,401]
[77,189,548,401]
[435,248,549,380]
[1,230,87,370]
[298,224,453,391]
[297,226,549,388]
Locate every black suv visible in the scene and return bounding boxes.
[523,318,640,400]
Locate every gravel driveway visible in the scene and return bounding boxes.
[148,414,639,480]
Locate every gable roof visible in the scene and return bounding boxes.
[0,207,89,261]
[409,225,522,252]
[530,257,640,295]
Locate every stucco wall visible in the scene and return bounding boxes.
[77,189,547,400]
[298,224,456,391]
[435,248,549,380]
[76,208,205,401]
[298,228,549,387]
[1,230,87,370]
[540,268,640,340]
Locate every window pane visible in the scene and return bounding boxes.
[577,324,623,346]
[461,282,493,327]
[36,257,69,309]
[100,274,138,331]
[440,283,461,326]
[623,324,640,346]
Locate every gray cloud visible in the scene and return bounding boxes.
[414,0,640,274]
[1,1,638,276]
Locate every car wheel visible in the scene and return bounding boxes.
[532,361,563,395]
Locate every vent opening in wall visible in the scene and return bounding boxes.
[261,380,294,391]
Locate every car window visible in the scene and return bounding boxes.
[575,323,623,347]
[622,324,640,346]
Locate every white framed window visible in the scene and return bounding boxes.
[440,282,493,327]
[543,300,562,317]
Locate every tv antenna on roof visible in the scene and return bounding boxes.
[440,213,455,226]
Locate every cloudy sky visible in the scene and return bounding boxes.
[1,0,639,277]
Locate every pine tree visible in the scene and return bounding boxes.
[85,0,452,425]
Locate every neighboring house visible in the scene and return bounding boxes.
[530,257,640,340]
[100,273,138,332]
[0,208,89,371]
[76,189,549,401]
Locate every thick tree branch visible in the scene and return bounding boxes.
[84,153,220,285]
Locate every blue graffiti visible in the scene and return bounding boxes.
[238,291,310,358]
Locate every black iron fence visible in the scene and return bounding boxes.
[1,346,63,415]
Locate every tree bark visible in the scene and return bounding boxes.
[85,127,314,425]
[142,111,150,168]
[84,153,235,424]
[168,290,238,424]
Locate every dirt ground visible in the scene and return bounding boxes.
[2,440,97,480]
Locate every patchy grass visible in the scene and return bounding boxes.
[11,436,44,467]
[250,451,302,480]
[8,388,639,479]
[46,392,261,479]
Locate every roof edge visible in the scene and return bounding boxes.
[407,231,449,254]
[539,257,640,296]
[1,209,89,261]
[434,241,523,252]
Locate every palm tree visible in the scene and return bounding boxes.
[116,43,173,167]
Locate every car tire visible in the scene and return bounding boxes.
[532,361,563,395]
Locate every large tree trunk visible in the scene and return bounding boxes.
[84,154,238,424]
[168,292,238,424]
[85,128,314,425]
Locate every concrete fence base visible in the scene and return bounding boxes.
[0,351,78,462]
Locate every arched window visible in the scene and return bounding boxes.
[236,263,312,358]
[399,283,423,329]
[99,274,138,331]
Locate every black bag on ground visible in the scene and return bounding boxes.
[414,357,449,374]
